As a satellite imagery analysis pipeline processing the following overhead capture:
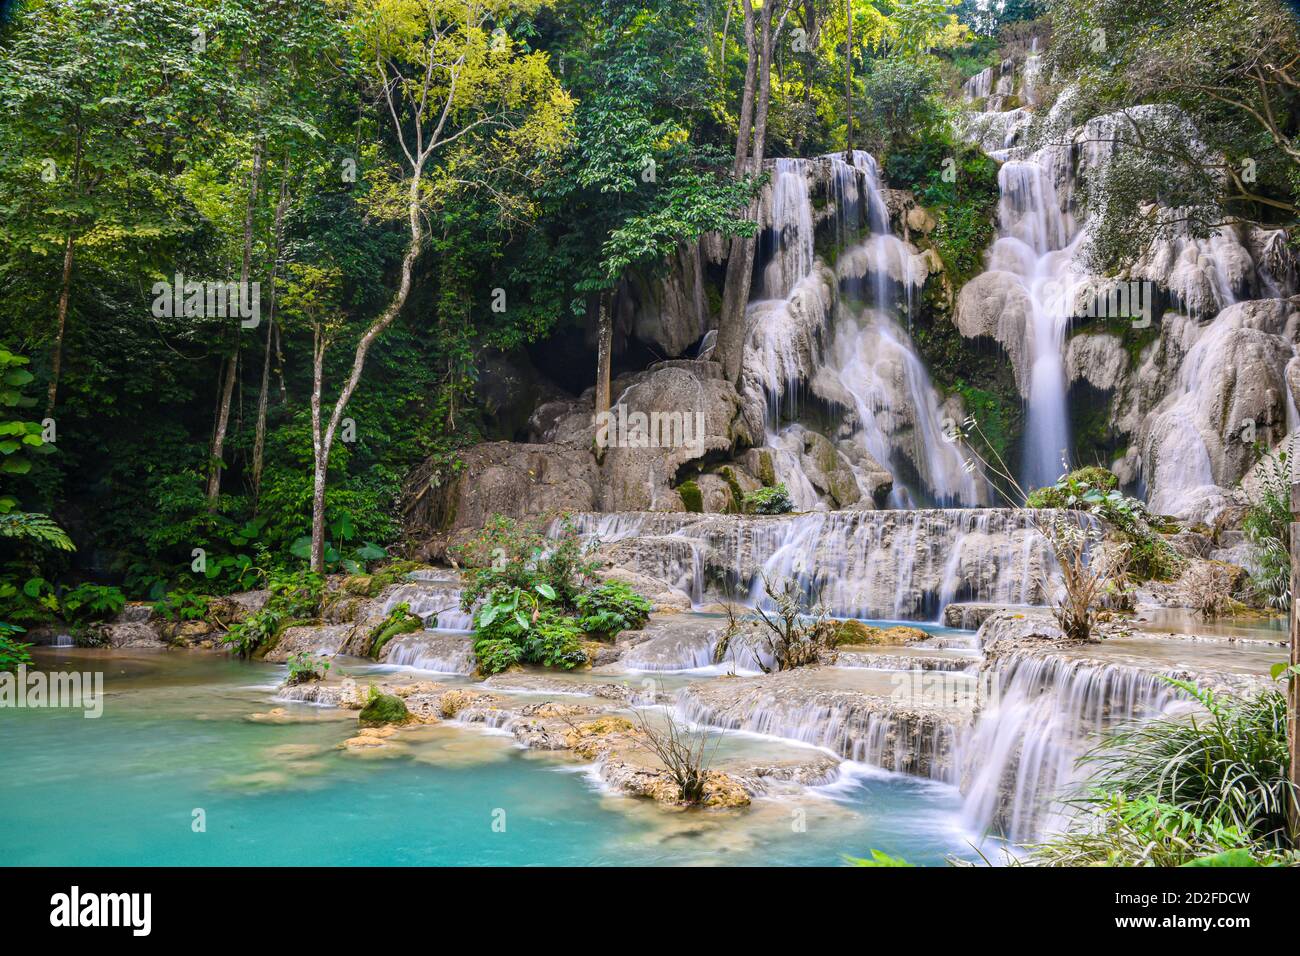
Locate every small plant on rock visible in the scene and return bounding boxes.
[576,581,652,636]
[743,483,793,515]
[285,652,330,685]
[631,707,721,806]
[743,574,838,671]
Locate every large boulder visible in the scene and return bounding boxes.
[405,440,600,538]
[954,271,1033,396]
[598,360,753,512]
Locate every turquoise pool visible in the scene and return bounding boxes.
[0,648,986,866]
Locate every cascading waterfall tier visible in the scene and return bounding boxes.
[956,648,1187,841]
[563,509,1053,621]
[744,150,985,508]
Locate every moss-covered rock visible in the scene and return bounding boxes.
[366,602,423,658]
[677,479,703,513]
[358,693,411,727]
[832,620,928,646]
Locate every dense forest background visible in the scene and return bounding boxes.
[1,0,1296,613]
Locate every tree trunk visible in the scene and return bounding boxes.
[844,0,853,161]
[44,232,75,419]
[595,293,613,419]
[715,1,783,385]
[310,325,328,573]
[731,1,758,177]
[310,161,426,571]
[206,141,264,508]
[252,156,290,504]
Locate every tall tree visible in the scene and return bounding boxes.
[0,0,190,419]
[714,0,796,385]
[306,0,573,571]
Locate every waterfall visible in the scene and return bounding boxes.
[956,650,1186,841]
[991,153,1084,491]
[381,632,477,674]
[745,151,985,506]
[560,510,1054,622]
[762,159,817,300]
[379,576,472,630]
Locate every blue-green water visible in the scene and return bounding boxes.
[0,649,984,866]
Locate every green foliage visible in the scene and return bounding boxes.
[1026,467,1119,508]
[744,483,794,515]
[1028,468,1182,582]
[0,623,33,673]
[1078,680,1298,850]
[155,590,211,622]
[471,587,587,676]
[221,570,323,659]
[1241,441,1293,611]
[576,581,652,635]
[473,635,523,675]
[0,575,59,626]
[59,583,125,623]
[285,652,330,686]
[1047,0,1300,273]
[1029,793,1268,867]
[289,511,387,576]
[454,514,598,611]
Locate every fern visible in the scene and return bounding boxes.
[0,511,74,551]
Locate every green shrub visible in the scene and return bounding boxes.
[471,586,587,675]
[473,636,523,674]
[1028,468,1181,582]
[0,575,59,625]
[222,569,324,658]
[1029,794,1266,867]
[0,623,32,673]
[1025,466,1119,508]
[576,581,652,635]
[1242,440,1293,610]
[285,652,330,685]
[358,692,410,727]
[743,483,793,515]
[1079,680,1298,849]
[455,514,598,612]
[59,583,126,623]
[155,590,210,622]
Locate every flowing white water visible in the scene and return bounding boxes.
[991,152,1083,490]
[560,510,1053,621]
[957,651,1187,841]
[744,150,983,505]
